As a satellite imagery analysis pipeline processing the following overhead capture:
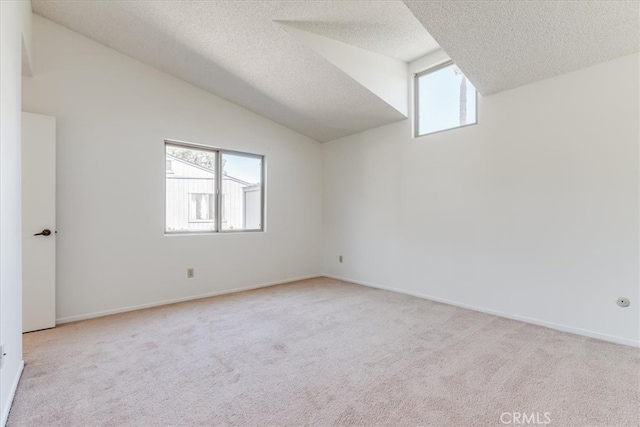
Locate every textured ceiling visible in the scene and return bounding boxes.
[404,1,640,96]
[275,12,438,63]
[31,0,438,142]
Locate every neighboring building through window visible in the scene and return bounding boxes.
[165,141,264,233]
[415,61,477,136]
[189,193,215,222]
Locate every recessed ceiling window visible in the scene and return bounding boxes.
[165,141,264,234]
[415,61,477,137]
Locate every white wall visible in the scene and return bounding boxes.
[22,15,323,323]
[1,1,31,425]
[323,51,640,347]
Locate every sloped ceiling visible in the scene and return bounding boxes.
[404,0,640,96]
[30,1,639,141]
[31,0,439,142]
[278,23,409,116]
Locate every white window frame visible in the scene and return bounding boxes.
[165,139,265,234]
[414,60,478,138]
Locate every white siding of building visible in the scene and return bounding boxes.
[221,177,246,230]
[243,185,262,229]
[166,156,261,232]
[166,156,216,232]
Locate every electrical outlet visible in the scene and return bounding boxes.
[339,255,343,263]
[187,268,194,279]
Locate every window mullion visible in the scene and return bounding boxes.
[216,150,222,232]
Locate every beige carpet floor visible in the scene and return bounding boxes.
[7,277,640,427]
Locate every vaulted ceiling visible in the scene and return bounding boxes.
[32,1,639,142]
[404,1,640,96]
[31,0,438,142]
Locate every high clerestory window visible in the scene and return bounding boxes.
[165,141,264,234]
[415,61,477,137]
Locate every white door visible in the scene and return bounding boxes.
[22,112,56,333]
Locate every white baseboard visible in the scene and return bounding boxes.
[56,274,322,325]
[1,360,24,427]
[324,274,640,348]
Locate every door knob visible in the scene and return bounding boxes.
[34,229,52,236]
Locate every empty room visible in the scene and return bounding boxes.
[1,1,639,426]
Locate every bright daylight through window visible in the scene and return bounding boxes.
[415,61,477,136]
[165,142,264,233]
